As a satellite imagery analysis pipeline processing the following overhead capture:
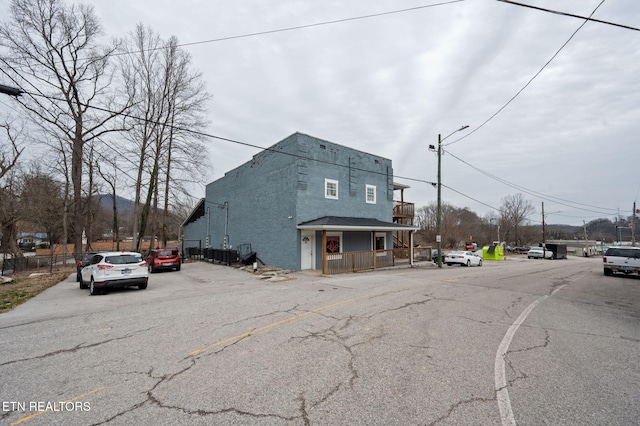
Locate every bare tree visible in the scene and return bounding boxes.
[500,193,534,246]
[0,123,26,257]
[0,122,24,181]
[119,26,210,251]
[0,0,129,258]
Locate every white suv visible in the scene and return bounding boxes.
[79,252,149,295]
[603,246,640,276]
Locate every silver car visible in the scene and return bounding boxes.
[79,251,149,295]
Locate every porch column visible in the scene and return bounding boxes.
[372,231,377,270]
[410,230,415,267]
[322,230,327,275]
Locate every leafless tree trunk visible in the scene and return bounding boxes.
[96,154,121,251]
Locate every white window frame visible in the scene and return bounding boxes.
[325,179,339,200]
[366,184,376,204]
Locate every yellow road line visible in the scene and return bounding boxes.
[11,386,106,425]
[189,282,432,357]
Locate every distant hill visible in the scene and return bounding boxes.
[98,194,136,213]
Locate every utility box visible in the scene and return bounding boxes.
[482,244,505,260]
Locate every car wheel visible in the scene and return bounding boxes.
[76,272,81,282]
[478,260,482,267]
[176,263,181,271]
[138,283,147,290]
[79,274,88,289]
[528,256,532,259]
[604,268,613,276]
[89,278,99,296]
[466,260,471,267]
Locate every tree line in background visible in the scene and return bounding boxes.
[0,0,210,258]
[413,193,637,249]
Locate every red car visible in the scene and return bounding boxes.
[146,248,181,273]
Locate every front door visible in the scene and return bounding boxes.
[301,230,315,270]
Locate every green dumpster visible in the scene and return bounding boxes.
[482,244,505,260]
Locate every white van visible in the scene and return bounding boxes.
[603,246,640,276]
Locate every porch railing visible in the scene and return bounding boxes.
[324,247,434,274]
[325,249,394,274]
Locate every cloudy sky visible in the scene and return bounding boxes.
[3,0,640,226]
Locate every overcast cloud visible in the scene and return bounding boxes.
[3,0,639,226]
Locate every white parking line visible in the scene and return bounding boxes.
[495,284,567,425]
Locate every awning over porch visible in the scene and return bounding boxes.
[296,216,419,232]
[297,216,419,274]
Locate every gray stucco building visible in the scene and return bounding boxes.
[182,132,418,272]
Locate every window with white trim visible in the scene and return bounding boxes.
[366,184,376,204]
[325,179,338,200]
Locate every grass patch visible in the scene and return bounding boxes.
[0,266,75,314]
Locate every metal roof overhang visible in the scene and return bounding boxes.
[297,216,419,232]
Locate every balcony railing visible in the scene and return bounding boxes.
[393,201,414,219]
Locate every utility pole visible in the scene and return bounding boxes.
[633,202,637,247]
[541,202,546,258]
[432,125,469,268]
[436,134,443,268]
[583,221,589,257]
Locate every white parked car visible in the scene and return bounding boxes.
[527,247,553,259]
[79,251,149,295]
[444,251,482,267]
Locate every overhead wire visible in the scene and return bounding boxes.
[496,0,640,32]
[107,1,466,59]
[445,0,607,148]
[432,0,633,220]
[445,151,621,216]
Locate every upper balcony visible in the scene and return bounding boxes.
[393,201,415,220]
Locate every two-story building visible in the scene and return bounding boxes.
[182,132,419,273]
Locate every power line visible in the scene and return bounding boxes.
[445,0,606,147]
[445,151,622,216]
[110,1,465,58]
[496,0,640,32]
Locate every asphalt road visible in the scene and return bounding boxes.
[1,256,638,425]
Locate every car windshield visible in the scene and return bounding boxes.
[157,250,176,257]
[105,254,142,265]
[606,248,640,258]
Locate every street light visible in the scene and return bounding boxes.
[430,125,469,268]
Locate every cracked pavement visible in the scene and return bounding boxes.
[1,256,638,425]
